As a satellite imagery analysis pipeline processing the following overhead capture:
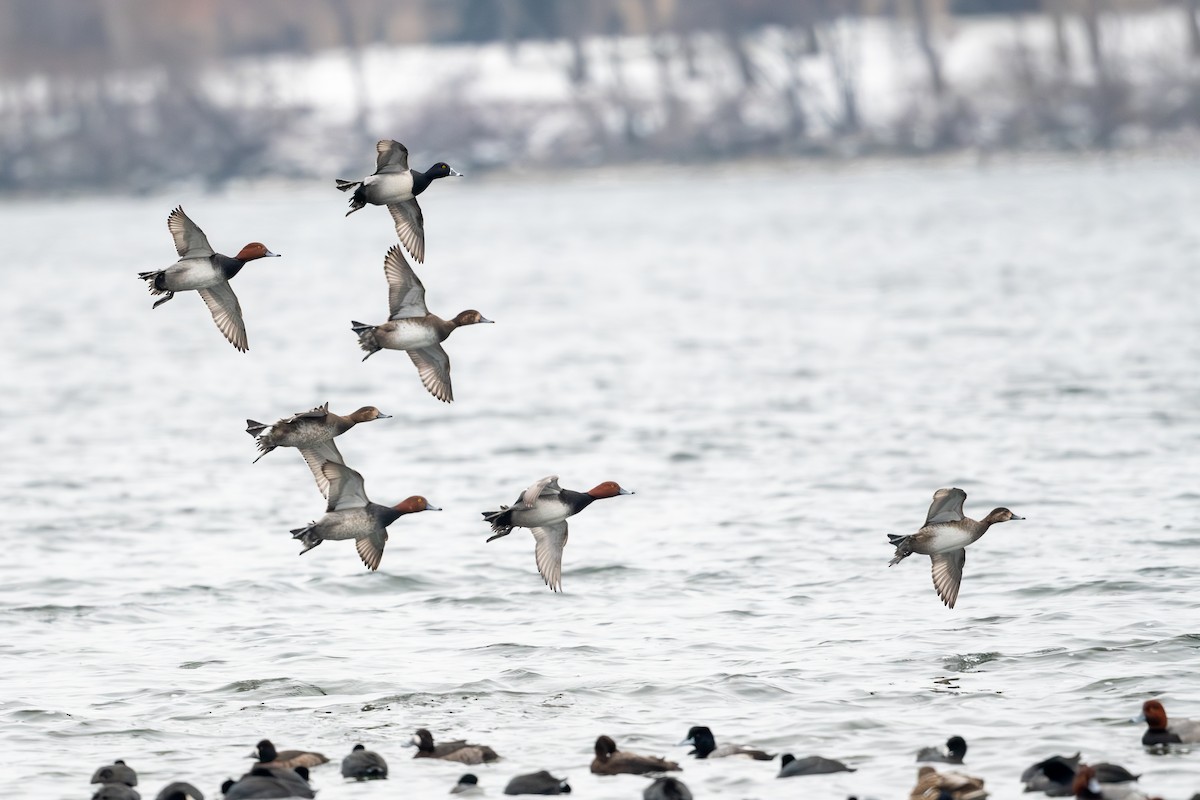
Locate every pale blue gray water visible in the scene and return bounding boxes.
[2,157,1199,799]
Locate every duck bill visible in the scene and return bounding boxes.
[479,317,494,324]
[448,168,463,177]
[264,250,281,257]
[426,504,443,511]
[618,488,634,496]
[377,413,393,419]
[1011,514,1025,520]
[677,738,694,746]
[1132,712,1147,723]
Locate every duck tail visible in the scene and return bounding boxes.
[291,523,323,555]
[137,270,168,295]
[351,321,381,360]
[887,534,912,566]
[482,505,515,541]
[335,178,360,192]
[335,181,368,215]
[245,419,268,436]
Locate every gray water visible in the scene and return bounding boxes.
[2,156,1199,799]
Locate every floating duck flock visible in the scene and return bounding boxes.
[121,140,1198,799]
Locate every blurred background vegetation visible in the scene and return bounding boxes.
[1,0,1198,192]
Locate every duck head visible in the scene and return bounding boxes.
[394,496,441,514]
[679,725,716,757]
[587,481,634,500]
[594,735,618,761]
[349,406,391,423]
[250,739,276,761]
[452,310,493,327]
[407,728,436,752]
[1137,699,1168,729]
[427,162,463,179]
[982,507,1023,525]
[234,242,280,262]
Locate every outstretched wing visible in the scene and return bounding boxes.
[387,199,426,264]
[520,476,562,508]
[166,206,214,258]
[930,549,965,608]
[383,245,428,319]
[925,488,967,525]
[375,139,410,173]
[356,531,387,571]
[196,280,248,352]
[297,439,345,499]
[285,402,330,423]
[530,521,568,592]
[322,461,369,512]
[408,344,452,403]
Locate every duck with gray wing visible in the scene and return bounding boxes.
[138,206,279,352]
[503,770,571,795]
[590,735,680,775]
[887,488,1023,608]
[777,753,854,777]
[92,761,137,787]
[336,139,461,263]
[679,725,773,760]
[341,743,388,780]
[644,777,691,800]
[352,245,491,403]
[407,728,499,765]
[916,736,967,764]
[1135,699,1200,745]
[451,774,484,795]
[246,402,389,468]
[483,476,633,593]
[221,766,313,799]
[289,457,439,571]
[92,786,140,800]
[155,783,203,800]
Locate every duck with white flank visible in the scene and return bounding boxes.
[336,139,461,263]
[406,728,499,765]
[483,476,633,592]
[679,726,773,760]
[138,206,279,352]
[246,402,389,474]
[887,488,1023,608]
[352,245,491,403]
[289,458,439,571]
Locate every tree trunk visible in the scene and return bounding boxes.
[911,0,945,97]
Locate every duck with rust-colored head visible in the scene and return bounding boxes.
[352,246,491,403]
[406,728,499,765]
[1136,699,1200,746]
[887,488,1023,608]
[1070,765,1154,800]
[246,402,390,493]
[336,139,461,263]
[137,206,279,352]
[591,735,680,775]
[290,458,440,571]
[482,476,634,592]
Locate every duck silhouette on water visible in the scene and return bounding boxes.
[336,139,461,263]
[887,488,1023,608]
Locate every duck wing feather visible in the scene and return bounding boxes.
[407,343,452,402]
[387,199,426,264]
[531,521,568,593]
[322,461,369,512]
[355,531,387,571]
[298,439,345,499]
[196,280,248,352]
[285,402,330,423]
[375,139,410,173]
[930,549,965,609]
[926,488,967,525]
[166,206,214,258]
[520,475,562,508]
[383,244,429,319]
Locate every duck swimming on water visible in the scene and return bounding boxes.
[887,488,1023,608]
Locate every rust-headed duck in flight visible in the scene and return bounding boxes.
[887,488,1023,608]
[289,458,439,571]
[246,402,390,493]
[138,206,278,352]
[1136,699,1200,745]
[352,245,491,403]
[336,139,461,263]
[591,735,680,775]
[483,476,633,592]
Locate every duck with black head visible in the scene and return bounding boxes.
[503,770,571,795]
[153,783,203,800]
[222,766,314,800]
[246,402,390,469]
[887,488,1023,608]
[406,728,499,765]
[678,726,774,760]
[340,743,388,780]
[590,735,680,775]
[1135,699,1200,745]
[249,739,328,770]
[137,206,279,352]
[91,761,137,787]
[482,476,634,592]
[916,735,967,764]
[351,245,491,403]
[288,457,439,571]
[336,139,461,263]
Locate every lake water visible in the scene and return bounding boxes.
[2,155,1199,799]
